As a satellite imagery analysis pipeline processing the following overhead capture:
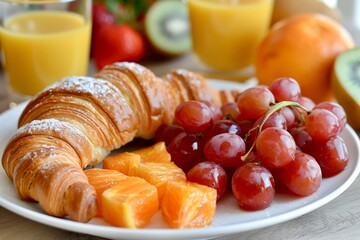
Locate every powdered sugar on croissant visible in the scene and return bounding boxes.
[1,62,222,222]
[2,118,97,222]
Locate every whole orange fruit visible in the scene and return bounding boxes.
[255,13,354,103]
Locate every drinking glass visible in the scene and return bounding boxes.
[187,0,274,81]
[0,0,92,101]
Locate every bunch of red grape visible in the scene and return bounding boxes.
[155,77,349,210]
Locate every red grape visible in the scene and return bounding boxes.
[200,100,223,122]
[280,106,297,129]
[248,112,287,145]
[187,161,228,200]
[204,133,246,168]
[269,77,301,102]
[237,87,275,120]
[282,152,322,196]
[306,108,340,141]
[167,132,205,173]
[175,100,213,133]
[314,102,347,132]
[258,111,287,130]
[256,127,296,168]
[305,136,349,177]
[237,119,255,139]
[289,127,313,151]
[155,124,185,145]
[297,96,315,111]
[221,102,240,120]
[231,163,275,210]
[204,119,242,142]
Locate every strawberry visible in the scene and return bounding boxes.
[91,3,116,55]
[93,23,146,70]
[92,3,115,35]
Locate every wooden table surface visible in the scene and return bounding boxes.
[1,2,360,238]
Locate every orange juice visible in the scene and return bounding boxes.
[0,11,91,96]
[188,0,273,71]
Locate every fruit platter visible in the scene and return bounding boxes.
[1,0,360,240]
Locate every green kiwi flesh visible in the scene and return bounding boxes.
[145,0,191,56]
[331,47,360,130]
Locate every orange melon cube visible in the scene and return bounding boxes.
[161,181,217,229]
[129,161,186,202]
[103,152,141,175]
[84,168,127,217]
[102,176,159,228]
[103,142,171,175]
[132,141,171,163]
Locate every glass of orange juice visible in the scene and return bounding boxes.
[0,0,92,101]
[187,0,274,81]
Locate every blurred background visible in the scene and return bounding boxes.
[0,0,359,72]
[89,0,360,69]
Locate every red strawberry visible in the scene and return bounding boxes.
[91,3,116,54]
[92,3,115,34]
[93,24,146,70]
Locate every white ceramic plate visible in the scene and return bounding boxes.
[0,80,359,240]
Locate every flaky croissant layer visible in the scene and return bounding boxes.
[1,62,229,222]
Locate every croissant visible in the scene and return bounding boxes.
[1,62,225,223]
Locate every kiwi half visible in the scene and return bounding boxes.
[144,0,191,56]
[331,47,360,130]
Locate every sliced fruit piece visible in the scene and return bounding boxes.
[161,181,217,228]
[84,168,127,217]
[132,141,171,163]
[331,47,360,130]
[144,0,191,56]
[103,142,171,175]
[102,176,159,228]
[130,161,186,202]
[103,143,186,202]
[103,152,141,175]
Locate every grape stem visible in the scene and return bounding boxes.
[241,101,310,162]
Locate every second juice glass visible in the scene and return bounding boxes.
[187,0,274,80]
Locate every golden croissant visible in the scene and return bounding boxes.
[1,62,238,223]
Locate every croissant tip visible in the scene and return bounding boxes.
[65,182,98,223]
